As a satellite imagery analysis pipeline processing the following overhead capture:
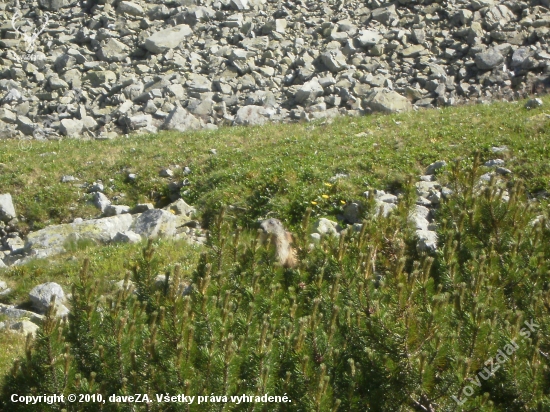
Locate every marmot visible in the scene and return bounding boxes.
[259,218,298,269]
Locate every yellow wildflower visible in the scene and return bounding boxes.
[321,194,329,199]
[324,183,332,187]
[311,201,317,205]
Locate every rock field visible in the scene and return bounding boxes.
[0,0,549,139]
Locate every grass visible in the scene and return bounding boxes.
[0,324,25,389]
[0,96,549,409]
[0,97,549,234]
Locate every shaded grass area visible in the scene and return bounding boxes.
[0,97,549,233]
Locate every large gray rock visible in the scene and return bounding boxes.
[113,231,142,244]
[365,90,412,113]
[295,78,324,104]
[144,25,193,54]
[475,49,504,70]
[98,39,129,63]
[162,106,201,132]
[321,49,348,73]
[93,192,111,213]
[117,1,144,16]
[313,218,339,236]
[25,214,134,255]
[511,47,532,69]
[16,116,36,136]
[0,303,44,323]
[38,0,78,10]
[60,119,83,136]
[357,30,382,47]
[234,105,271,126]
[484,5,514,30]
[29,282,65,313]
[230,0,249,10]
[0,194,16,222]
[409,205,430,231]
[10,320,40,337]
[164,198,196,216]
[416,230,438,252]
[371,4,397,24]
[130,209,177,239]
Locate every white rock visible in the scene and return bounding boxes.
[416,230,438,252]
[313,218,340,236]
[144,25,193,54]
[117,1,144,16]
[29,282,66,313]
[130,209,177,239]
[60,119,83,136]
[0,193,17,222]
[113,231,142,244]
[10,320,39,337]
[234,105,272,126]
[162,105,202,132]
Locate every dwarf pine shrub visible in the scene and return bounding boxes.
[0,161,548,412]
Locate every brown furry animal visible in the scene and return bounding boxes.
[259,218,298,269]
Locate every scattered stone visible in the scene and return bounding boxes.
[144,25,193,54]
[10,320,40,337]
[416,230,438,253]
[234,105,271,126]
[130,209,177,239]
[525,98,543,109]
[92,192,111,213]
[0,194,17,222]
[164,199,196,216]
[112,231,142,244]
[313,218,340,236]
[365,90,412,114]
[425,161,447,175]
[103,205,131,216]
[29,282,65,313]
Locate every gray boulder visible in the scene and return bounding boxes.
[234,105,272,126]
[416,230,438,253]
[112,231,142,244]
[321,49,348,73]
[0,303,44,323]
[313,218,340,236]
[117,1,144,16]
[295,79,324,104]
[162,106,201,132]
[130,209,177,239]
[60,119,83,136]
[93,192,111,213]
[98,39,129,63]
[38,0,77,10]
[475,49,504,70]
[357,30,382,47]
[10,320,40,337]
[144,25,193,54]
[25,214,134,256]
[29,282,65,313]
[164,198,196,216]
[365,90,412,113]
[0,194,16,222]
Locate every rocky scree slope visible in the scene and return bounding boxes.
[0,0,550,139]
